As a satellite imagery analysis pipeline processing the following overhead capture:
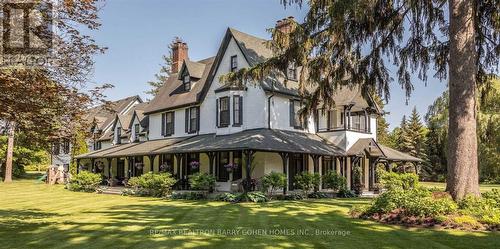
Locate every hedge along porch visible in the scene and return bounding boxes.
[75,129,419,193]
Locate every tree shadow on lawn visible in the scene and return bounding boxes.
[0,200,498,249]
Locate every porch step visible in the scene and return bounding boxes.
[100,186,125,195]
[359,191,377,198]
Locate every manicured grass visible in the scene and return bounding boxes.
[421,181,500,193]
[1,178,499,249]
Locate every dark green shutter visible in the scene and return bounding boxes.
[185,108,189,133]
[289,100,294,127]
[216,99,219,128]
[239,96,243,125]
[161,113,165,136]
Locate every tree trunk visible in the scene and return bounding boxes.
[4,121,16,183]
[446,0,480,199]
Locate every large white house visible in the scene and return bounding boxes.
[76,18,420,193]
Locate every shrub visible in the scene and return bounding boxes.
[275,193,304,201]
[214,193,237,202]
[337,187,356,198]
[379,171,419,191]
[170,191,206,200]
[127,172,177,197]
[189,173,216,192]
[349,205,370,218]
[450,215,484,230]
[307,192,328,199]
[66,171,101,192]
[365,187,457,217]
[458,195,500,226]
[261,172,287,197]
[482,189,500,204]
[322,171,346,192]
[294,172,321,196]
[236,191,268,203]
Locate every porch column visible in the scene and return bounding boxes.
[174,153,183,180]
[206,152,216,175]
[278,152,289,195]
[148,154,156,173]
[243,150,255,193]
[346,157,351,190]
[106,158,112,179]
[127,157,132,178]
[91,158,95,173]
[76,159,80,174]
[311,155,320,191]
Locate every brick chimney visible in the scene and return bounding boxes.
[171,38,188,74]
[275,16,295,33]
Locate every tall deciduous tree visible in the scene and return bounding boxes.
[0,0,107,182]
[223,0,500,199]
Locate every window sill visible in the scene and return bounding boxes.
[232,124,242,127]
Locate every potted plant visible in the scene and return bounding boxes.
[97,162,104,170]
[189,161,200,170]
[224,163,238,173]
[159,163,171,172]
[135,162,143,170]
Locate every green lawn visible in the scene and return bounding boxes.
[1,178,499,249]
[421,182,500,193]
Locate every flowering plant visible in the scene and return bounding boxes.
[97,162,104,170]
[224,163,238,172]
[160,163,171,172]
[190,161,200,169]
[135,162,143,169]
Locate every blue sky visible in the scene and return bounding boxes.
[89,0,447,129]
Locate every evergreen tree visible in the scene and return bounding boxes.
[223,0,500,199]
[145,44,173,99]
[406,107,427,161]
[373,95,391,145]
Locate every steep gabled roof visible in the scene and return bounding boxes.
[144,57,215,114]
[85,95,142,131]
[180,60,206,79]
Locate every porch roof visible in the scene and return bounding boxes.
[347,138,422,162]
[152,129,344,156]
[103,137,187,158]
[75,129,344,159]
[378,144,423,162]
[74,143,138,159]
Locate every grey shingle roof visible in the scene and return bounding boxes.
[144,57,215,114]
[153,129,344,156]
[76,129,344,158]
[347,138,422,162]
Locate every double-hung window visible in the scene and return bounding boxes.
[134,124,140,141]
[183,74,190,91]
[289,99,304,129]
[62,140,70,154]
[219,97,230,127]
[162,112,175,136]
[230,55,237,72]
[186,107,199,133]
[287,64,297,80]
[233,95,243,126]
[53,142,60,155]
[116,127,122,144]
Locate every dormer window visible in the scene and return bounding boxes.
[287,64,297,80]
[230,55,237,72]
[116,127,122,144]
[183,74,191,91]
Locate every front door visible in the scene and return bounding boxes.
[117,159,125,183]
[288,154,308,190]
[217,152,230,181]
